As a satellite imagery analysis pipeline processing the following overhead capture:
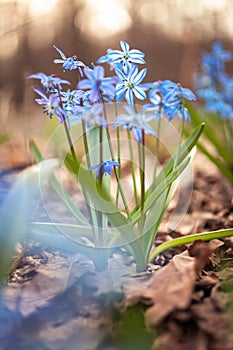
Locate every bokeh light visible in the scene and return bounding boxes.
[75,0,132,39]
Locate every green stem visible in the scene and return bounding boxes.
[56,84,77,163]
[114,101,121,205]
[81,120,91,168]
[102,101,131,219]
[97,125,104,246]
[153,114,161,180]
[149,228,233,261]
[127,129,139,207]
[81,120,98,243]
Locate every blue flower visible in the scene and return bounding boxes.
[77,66,116,103]
[113,105,156,143]
[53,45,86,77]
[89,160,121,178]
[28,72,70,92]
[71,103,108,129]
[195,42,233,120]
[61,89,87,108]
[144,80,196,122]
[107,41,145,73]
[33,87,65,123]
[115,65,147,105]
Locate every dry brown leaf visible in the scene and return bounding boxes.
[127,251,197,325]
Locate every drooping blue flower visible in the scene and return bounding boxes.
[70,103,108,130]
[107,41,145,73]
[53,45,86,77]
[28,72,70,92]
[115,65,147,105]
[89,160,121,178]
[77,66,116,103]
[113,105,156,143]
[33,87,66,123]
[144,80,196,122]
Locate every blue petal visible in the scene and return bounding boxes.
[115,68,126,81]
[125,89,134,105]
[53,59,65,64]
[132,127,142,143]
[120,41,130,52]
[133,68,147,85]
[53,45,67,60]
[133,86,147,100]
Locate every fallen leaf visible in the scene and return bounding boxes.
[126,251,197,325]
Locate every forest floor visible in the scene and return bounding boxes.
[0,151,232,350]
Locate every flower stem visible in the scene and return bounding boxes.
[56,84,77,162]
[153,114,161,180]
[102,100,131,219]
[127,129,139,207]
[97,125,104,246]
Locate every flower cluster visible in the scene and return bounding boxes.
[29,41,196,177]
[195,42,233,120]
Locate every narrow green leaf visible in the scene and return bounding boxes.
[78,165,136,245]
[188,105,232,164]
[197,141,233,184]
[131,123,204,216]
[149,228,233,261]
[29,139,89,226]
[131,157,190,225]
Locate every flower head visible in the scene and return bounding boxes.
[81,103,108,129]
[107,41,145,74]
[144,80,196,122]
[28,72,70,92]
[115,65,147,105]
[33,87,65,123]
[114,105,156,143]
[89,160,121,178]
[78,65,116,103]
[53,45,86,77]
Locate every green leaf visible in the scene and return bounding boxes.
[188,105,232,164]
[30,221,112,271]
[29,139,89,226]
[131,123,204,216]
[154,122,204,188]
[0,160,59,282]
[131,157,190,225]
[78,165,136,246]
[149,228,233,261]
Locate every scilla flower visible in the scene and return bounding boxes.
[107,41,145,74]
[89,160,121,179]
[78,65,116,103]
[115,65,147,105]
[113,105,156,143]
[28,72,70,92]
[53,45,86,77]
[33,87,65,123]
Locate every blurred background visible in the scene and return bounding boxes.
[0,0,233,167]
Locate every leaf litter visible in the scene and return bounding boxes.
[0,155,233,350]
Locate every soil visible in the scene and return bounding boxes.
[0,153,233,350]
